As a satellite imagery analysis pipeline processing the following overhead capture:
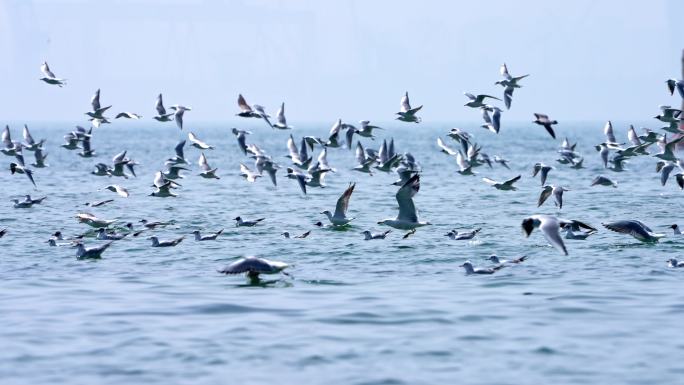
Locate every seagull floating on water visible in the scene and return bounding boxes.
[149,236,184,247]
[362,230,391,240]
[192,229,223,241]
[234,216,264,227]
[460,260,505,275]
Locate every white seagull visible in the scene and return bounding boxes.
[321,183,355,226]
[378,174,431,230]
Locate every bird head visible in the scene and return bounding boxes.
[521,218,535,237]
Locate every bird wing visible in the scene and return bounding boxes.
[396,174,419,222]
[199,153,211,171]
[355,141,366,164]
[534,113,549,122]
[276,102,286,126]
[503,175,521,186]
[400,92,411,112]
[91,89,101,111]
[237,94,252,113]
[22,125,35,145]
[287,135,300,162]
[482,177,498,186]
[175,140,186,159]
[41,62,56,78]
[537,185,553,207]
[503,87,513,109]
[437,138,456,156]
[2,125,11,146]
[333,183,355,218]
[156,94,166,115]
[604,121,616,143]
[500,63,510,79]
[539,216,567,255]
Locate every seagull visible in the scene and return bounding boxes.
[170,105,191,130]
[232,128,251,156]
[115,112,142,119]
[460,260,505,275]
[86,89,111,120]
[495,63,529,109]
[286,135,312,169]
[96,228,128,241]
[9,160,37,188]
[353,141,376,175]
[103,184,130,198]
[150,182,178,198]
[11,195,45,208]
[153,93,174,122]
[282,230,311,239]
[73,241,112,259]
[669,224,684,235]
[378,174,431,230]
[236,94,260,118]
[654,105,682,132]
[61,131,81,150]
[489,156,510,170]
[591,175,618,188]
[533,113,558,139]
[149,236,184,247]
[198,153,220,179]
[239,163,260,182]
[667,258,684,268]
[481,106,502,134]
[39,61,66,86]
[355,120,383,139]
[456,151,475,175]
[446,228,481,240]
[163,165,189,180]
[76,212,115,228]
[463,93,500,108]
[482,175,521,191]
[396,92,422,123]
[140,219,174,229]
[362,230,391,240]
[602,220,665,243]
[521,215,596,255]
[234,216,264,227]
[85,199,114,207]
[656,161,680,186]
[486,255,528,265]
[595,143,611,168]
[78,132,95,158]
[192,229,223,241]
[32,147,48,168]
[532,163,554,186]
[273,102,293,130]
[256,156,279,186]
[165,140,189,166]
[22,125,44,151]
[218,256,290,280]
[537,185,568,209]
[653,135,684,161]
[321,183,356,226]
[666,79,684,99]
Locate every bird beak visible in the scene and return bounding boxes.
[376,221,383,225]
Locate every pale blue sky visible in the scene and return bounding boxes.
[1,0,683,123]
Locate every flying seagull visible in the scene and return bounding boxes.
[378,174,430,230]
[396,92,422,123]
[533,113,558,139]
[321,183,355,226]
[40,62,66,87]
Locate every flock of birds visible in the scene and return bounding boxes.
[2,61,684,280]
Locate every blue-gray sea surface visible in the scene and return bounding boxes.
[2,121,684,385]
